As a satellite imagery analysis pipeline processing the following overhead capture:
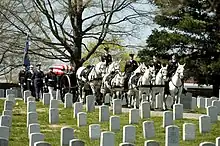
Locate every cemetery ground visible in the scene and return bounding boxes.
[1,99,220,146]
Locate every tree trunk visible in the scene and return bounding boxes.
[212,83,219,97]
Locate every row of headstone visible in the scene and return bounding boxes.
[26,97,52,146]
[196,96,219,109]
[0,93,16,146]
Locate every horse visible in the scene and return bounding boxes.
[76,61,107,104]
[126,63,148,108]
[151,64,168,110]
[101,61,121,99]
[136,65,156,108]
[166,63,185,109]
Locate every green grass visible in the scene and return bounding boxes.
[1,99,220,146]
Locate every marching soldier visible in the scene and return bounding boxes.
[18,64,27,98]
[32,63,45,101]
[45,67,57,99]
[101,47,112,67]
[26,65,35,97]
[124,53,138,90]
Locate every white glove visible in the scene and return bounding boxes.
[18,83,20,86]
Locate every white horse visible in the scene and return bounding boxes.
[127,63,148,108]
[101,61,121,96]
[137,65,156,108]
[151,64,168,110]
[167,63,185,108]
[76,61,107,104]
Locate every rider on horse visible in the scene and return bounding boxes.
[124,52,138,90]
[101,47,112,67]
[151,55,161,75]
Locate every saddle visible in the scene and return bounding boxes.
[80,65,94,81]
[106,71,117,85]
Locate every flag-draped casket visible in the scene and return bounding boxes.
[49,65,74,76]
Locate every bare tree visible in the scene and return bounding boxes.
[0,0,153,69]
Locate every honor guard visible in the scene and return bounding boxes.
[151,56,161,74]
[18,64,27,97]
[124,53,138,90]
[25,65,35,97]
[101,47,112,67]
[167,54,178,80]
[32,63,45,101]
[45,67,57,99]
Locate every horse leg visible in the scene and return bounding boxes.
[124,92,129,107]
[150,90,156,110]
[135,90,139,109]
[162,89,168,111]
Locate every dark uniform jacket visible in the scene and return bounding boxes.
[45,71,57,87]
[18,70,26,84]
[124,60,138,73]
[32,70,45,86]
[101,54,112,66]
[25,70,34,84]
[167,60,178,77]
[152,61,161,74]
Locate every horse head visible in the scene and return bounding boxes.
[160,64,168,80]
[113,60,121,73]
[175,63,185,79]
[112,71,125,87]
[96,61,107,77]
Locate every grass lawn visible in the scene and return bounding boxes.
[0,99,219,146]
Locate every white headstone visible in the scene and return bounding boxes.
[27,112,38,127]
[143,121,155,139]
[43,93,51,105]
[104,94,111,104]
[144,140,160,146]
[89,124,101,140]
[129,109,139,124]
[216,137,220,146]
[49,99,59,109]
[64,93,73,108]
[6,89,15,97]
[77,112,87,127]
[197,97,205,108]
[212,100,220,115]
[4,100,13,111]
[99,105,109,122]
[199,115,211,133]
[61,127,74,145]
[113,99,122,115]
[29,133,45,146]
[119,143,134,146]
[86,95,95,112]
[173,104,183,120]
[27,101,36,113]
[0,115,12,127]
[69,139,85,146]
[28,97,35,102]
[165,125,179,146]
[163,111,173,128]
[24,90,32,103]
[183,123,195,141]
[205,98,212,108]
[0,126,9,140]
[6,94,15,103]
[0,137,8,146]
[199,142,215,146]
[123,125,136,143]
[206,106,218,123]
[2,110,12,117]
[0,89,4,98]
[100,131,115,146]
[34,141,51,146]
[140,102,150,119]
[49,108,59,124]
[191,97,197,109]
[109,116,120,132]
[28,123,40,139]
[56,89,61,101]
[73,102,83,118]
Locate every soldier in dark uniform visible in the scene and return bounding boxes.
[167,54,179,79]
[25,65,35,97]
[32,63,45,101]
[45,67,57,99]
[151,56,161,75]
[101,47,112,67]
[124,53,138,90]
[18,64,27,98]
